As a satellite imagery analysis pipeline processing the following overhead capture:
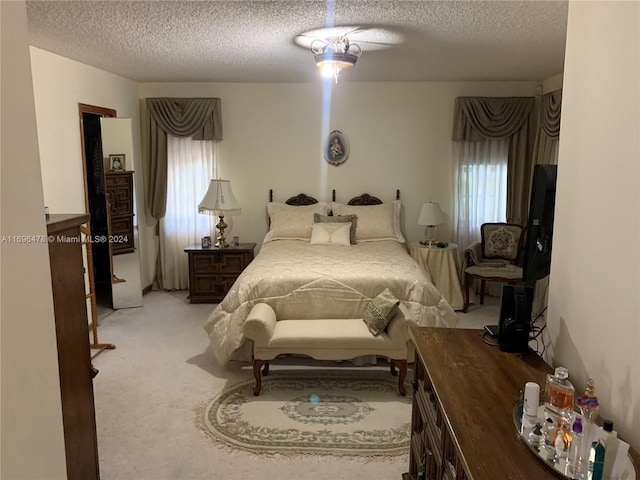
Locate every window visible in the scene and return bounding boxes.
[453,139,508,251]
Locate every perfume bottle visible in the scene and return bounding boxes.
[567,416,586,479]
[588,438,606,480]
[542,416,558,449]
[601,420,620,480]
[576,377,599,461]
[576,378,600,424]
[528,422,544,449]
[554,424,572,463]
[545,367,575,427]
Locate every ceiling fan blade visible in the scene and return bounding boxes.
[353,40,393,46]
[341,26,365,37]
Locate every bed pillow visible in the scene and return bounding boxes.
[363,288,400,336]
[314,213,357,244]
[264,202,330,242]
[309,222,352,246]
[331,200,405,243]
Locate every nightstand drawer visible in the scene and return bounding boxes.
[192,252,248,274]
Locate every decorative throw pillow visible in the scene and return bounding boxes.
[310,222,352,246]
[331,200,405,243]
[314,213,357,244]
[363,288,400,336]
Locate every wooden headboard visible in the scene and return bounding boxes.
[341,189,400,205]
[285,193,318,205]
[268,189,400,206]
[268,189,318,205]
[347,193,383,205]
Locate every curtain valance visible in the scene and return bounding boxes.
[452,97,534,141]
[533,90,562,166]
[145,98,222,220]
[146,98,223,140]
[538,90,562,138]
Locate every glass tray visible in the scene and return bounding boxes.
[513,403,637,480]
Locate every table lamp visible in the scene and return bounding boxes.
[417,201,444,247]
[198,179,241,248]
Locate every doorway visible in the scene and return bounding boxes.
[80,104,116,309]
[79,104,144,315]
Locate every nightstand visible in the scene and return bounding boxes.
[409,242,464,311]
[184,243,256,303]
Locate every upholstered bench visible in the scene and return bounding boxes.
[243,303,410,397]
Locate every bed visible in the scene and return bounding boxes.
[203,191,458,365]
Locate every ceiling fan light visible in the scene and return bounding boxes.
[315,51,359,66]
[320,64,337,79]
[311,36,361,82]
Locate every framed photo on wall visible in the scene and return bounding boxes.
[109,154,126,171]
[323,130,349,166]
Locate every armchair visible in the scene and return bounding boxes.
[462,222,526,312]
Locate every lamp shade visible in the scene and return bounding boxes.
[417,202,444,226]
[198,179,241,215]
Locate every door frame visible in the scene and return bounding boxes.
[78,104,117,308]
[78,103,116,213]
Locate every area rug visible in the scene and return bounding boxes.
[196,369,411,459]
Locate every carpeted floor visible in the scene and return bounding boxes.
[92,290,496,480]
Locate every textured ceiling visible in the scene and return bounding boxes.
[26,0,568,83]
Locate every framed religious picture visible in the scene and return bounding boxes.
[323,130,349,166]
[109,154,126,171]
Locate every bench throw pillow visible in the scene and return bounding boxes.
[363,288,400,336]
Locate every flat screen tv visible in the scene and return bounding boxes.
[523,165,558,282]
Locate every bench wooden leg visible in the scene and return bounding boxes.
[252,359,269,396]
[391,359,408,396]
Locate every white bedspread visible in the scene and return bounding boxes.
[203,240,458,364]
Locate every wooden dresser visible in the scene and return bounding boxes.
[47,214,100,480]
[184,243,256,303]
[105,170,135,255]
[406,327,558,480]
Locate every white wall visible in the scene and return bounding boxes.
[30,47,152,288]
[139,81,538,258]
[548,1,639,449]
[0,2,67,477]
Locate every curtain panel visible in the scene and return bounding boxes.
[158,136,216,290]
[145,98,223,220]
[452,97,535,226]
[532,90,562,166]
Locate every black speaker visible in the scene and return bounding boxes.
[498,285,533,352]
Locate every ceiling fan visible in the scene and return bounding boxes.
[295,26,403,82]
